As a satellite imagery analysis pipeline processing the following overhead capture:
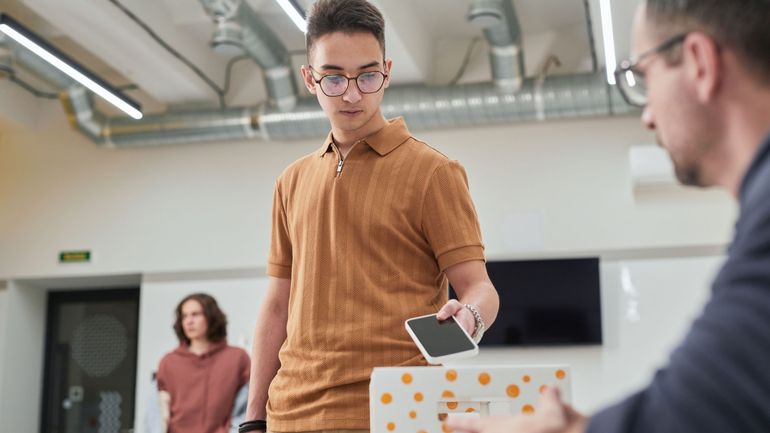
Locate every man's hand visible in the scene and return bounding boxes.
[436,299,475,336]
[445,387,587,433]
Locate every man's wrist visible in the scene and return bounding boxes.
[463,303,485,343]
[566,413,588,433]
[238,419,267,433]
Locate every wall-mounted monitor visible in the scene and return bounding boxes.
[451,257,602,346]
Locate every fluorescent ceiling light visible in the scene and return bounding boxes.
[0,13,142,119]
[275,0,308,33]
[598,0,617,85]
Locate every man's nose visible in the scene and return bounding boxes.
[641,106,656,130]
[342,81,362,103]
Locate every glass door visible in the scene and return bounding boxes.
[40,288,139,433]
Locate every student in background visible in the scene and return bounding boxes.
[156,293,250,433]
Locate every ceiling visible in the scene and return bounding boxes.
[0,0,642,124]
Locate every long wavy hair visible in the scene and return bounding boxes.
[173,293,228,345]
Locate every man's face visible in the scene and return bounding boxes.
[302,31,391,134]
[181,299,208,342]
[632,6,716,187]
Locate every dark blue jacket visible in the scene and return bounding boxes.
[588,133,770,433]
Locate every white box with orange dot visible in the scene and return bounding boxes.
[370,365,571,433]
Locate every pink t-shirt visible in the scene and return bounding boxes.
[157,341,250,433]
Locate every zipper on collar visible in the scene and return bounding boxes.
[331,141,345,178]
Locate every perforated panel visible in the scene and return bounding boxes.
[71,314,128,378]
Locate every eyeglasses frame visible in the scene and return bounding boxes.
[615,32,689,107]
[307,65,389,97]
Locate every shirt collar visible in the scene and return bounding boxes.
[177,339,227,358]
[739,129,770,205]
[316,117,412,157]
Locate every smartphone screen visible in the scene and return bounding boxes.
[406,315,477,357]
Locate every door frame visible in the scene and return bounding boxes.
[39,287,140,433]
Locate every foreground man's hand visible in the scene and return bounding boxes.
[445,386,588,433]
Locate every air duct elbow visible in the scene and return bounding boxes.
[468,0,524,93]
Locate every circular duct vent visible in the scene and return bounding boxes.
[211,19,245,57]
[467,0,504,29]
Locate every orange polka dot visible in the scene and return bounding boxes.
[409,411,417,419]
[437,414,448,421]
[539,385,548,394]
[478,372,491,385]
[522,404,535,414]
[447,402,458,410]
[381,393,393,404]
[402,373,413,384]
[387,422,396,431]
[414,392,424,402]
[442,390,455,399]
[445,369,458,382]
[556,369,566,380]
[442,423,452,433]
[522,375,531,383]
[465,408,476,413]
[506,384,520,398]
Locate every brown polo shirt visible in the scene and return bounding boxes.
[266,117,485,431]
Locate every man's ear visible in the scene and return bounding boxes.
[684,32,722,104]
[301,65,318,95]
[383,58,393,89]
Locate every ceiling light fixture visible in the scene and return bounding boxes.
[275,0,307,33]
[598,0,617,85]
[0,13,143,119]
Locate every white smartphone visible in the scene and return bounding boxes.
[405,313,479,365]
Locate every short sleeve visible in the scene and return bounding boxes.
[421,160,485,271]
[267,180,292,278]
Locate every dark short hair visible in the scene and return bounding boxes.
[306,0,386,60]
[645,0,770,81]
[173,293,228,345]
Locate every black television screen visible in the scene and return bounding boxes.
[450,257,602,346]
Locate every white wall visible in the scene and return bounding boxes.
[0,101,736,280]
[0,281,48,433]
[0,280,7,412]
[0,80,41,132]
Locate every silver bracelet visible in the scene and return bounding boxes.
[464,303,486,343]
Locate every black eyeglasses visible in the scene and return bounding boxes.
[615,33,688,107]
[308,66,388,97]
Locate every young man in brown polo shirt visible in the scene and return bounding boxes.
[243,1,500,433]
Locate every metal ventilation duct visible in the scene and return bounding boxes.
[0,36,11,70]
[63,86,260,147]
[2,37,72,90]
[260,74,634,141]
[56,71,632,147]
[468,0,525,93]
[5,3,637,147]
[198,0,298,111]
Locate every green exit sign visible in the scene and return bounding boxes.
[59,250,91,263]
